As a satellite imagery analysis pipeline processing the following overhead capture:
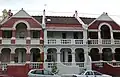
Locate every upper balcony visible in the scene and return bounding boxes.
[47,39,120,45]
[0,27,44,45]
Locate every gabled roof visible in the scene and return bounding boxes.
[89,12,115,26]
[97,12,113,21]
[13,8,31,18]
[88,12,120,30]
[1,9,42,29]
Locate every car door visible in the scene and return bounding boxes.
[84,71,94,77]
[44,69,54,77]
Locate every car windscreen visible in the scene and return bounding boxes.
[79,71,85,75]
[32,70,43,74]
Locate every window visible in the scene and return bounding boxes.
[48,32,53,38]
[32,70,43,74]
[2,30,12,38]
[74,32,78,39]
[62,33,66,39]
[31,30,40,38]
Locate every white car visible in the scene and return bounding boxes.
[28,69,61,77]
[72,70,112,77]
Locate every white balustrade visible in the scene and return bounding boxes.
[31,38,40,44]
[114,40,120,44]
[76,62,84,67]
[75,39,83,44]
[16,38,26,44]
[48,39,56,44]
[2,38,11,44]
[88,39,98,44]
[47,39,83,45]
[102,39,111,44]
[29,62,43,69]
[2,38,120,45]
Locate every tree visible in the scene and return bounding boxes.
[51,62,59,74]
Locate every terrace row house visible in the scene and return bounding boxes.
[0,9,120,76]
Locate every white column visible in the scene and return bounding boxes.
[72,52,75,66]
[112,48,115,61]
[83,29,88,45]
[83,26,91,70]
[111,31,113,39]
[111,31,114,44]
[71,47,75,66]
[99,48,103,61]
[44,29,47,45]
[44,46,47,62]
[57,52,61,62]
[98,30,101,39]
[57,48,61,62]
[98,30,101,44]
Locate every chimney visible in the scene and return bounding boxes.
[42,9,46,29]
[74,10,78,18]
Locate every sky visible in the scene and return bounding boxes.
[0,0,120,24]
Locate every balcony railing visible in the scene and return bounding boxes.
[47,39,120,45]
[1,38,43,45]
[2,38,120,45]
[47,39,83,45]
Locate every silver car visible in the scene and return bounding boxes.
[28,69,61,77]
[72,70,112,77]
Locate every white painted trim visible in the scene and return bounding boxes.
[0,16,13,25]
[112,30,120,32]
[1,28,13,30]
[30,28,42,30]
[1,28,42,30]
[13,20,30,29]
[74,11,85,25]
[8,63,25,66]
[88,17,97,27]
[47,47,57,51]
[88,29,99,32]
[0,48,12,53]
[98,22,112,30]
[47,29,83,31]
[12,16,31,18]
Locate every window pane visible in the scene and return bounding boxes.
[85,71,93,75]
[34,70,43,74]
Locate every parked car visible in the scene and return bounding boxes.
[28,69,61,77]
[72,70,112,77]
